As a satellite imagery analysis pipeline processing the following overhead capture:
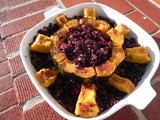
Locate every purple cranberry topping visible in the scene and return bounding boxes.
[60,24,113,67]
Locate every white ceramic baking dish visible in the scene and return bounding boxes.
[20,3,160,120]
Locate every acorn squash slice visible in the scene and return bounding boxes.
[95,61,116,77]
[107,28,124,46]
[79,18,95,25]
[50,35,67,67]
[109,46,125,66]
[30,34,53,53]
[56,14,68,27]
[34,67,59,87]
[64,19,79,31]
[108,73,135,94]
[115,24,130,35]
[93,20,110,34]
[83,8,96,20]
[58,59,96,80]
[75,84,100,118]
[125,46,151,64]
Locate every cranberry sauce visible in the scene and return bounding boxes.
[60,24,113,67]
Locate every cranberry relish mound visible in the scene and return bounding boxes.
[29,8,151,118]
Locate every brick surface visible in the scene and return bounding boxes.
[0,41,4,51]
[14,74,38,103]
[4,32,26,54]
[61,0,92,8]
[153,67,160,80]
[152,32,160,78]
[0,88,18,112]
[106,106,138,120]
[0,105,22,120]
[0,0,55,23]
[126,11,159,34]
[96,0,134,14]
[0,49,7,62]
[9,55,25,77]
[0,61,11,77]
[153,32,160,47]
[143,82,160,120]
[128,0,160,26]
[0,0,160,120]
[0,75,13,93]
[0,0,29,10]
[0,11,44,39]
[23,101,64,120]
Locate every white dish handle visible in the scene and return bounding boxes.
[44,0,66,19]
[56,0,66,9]
[44,6,66,19]
[127,82,156,110]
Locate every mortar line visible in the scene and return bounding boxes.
[126,0,160,28]
[148,0,160,8]
[0,0,38,12]
[131,106,148,120]
[0,104,20,115]
[21,95,44,111]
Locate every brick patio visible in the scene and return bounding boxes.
[0,0,160,120]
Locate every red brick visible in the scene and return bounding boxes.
[4,32,26,54]
[9,55,25,77]
[0,41,4,51]
[0,105,22,120]
[61,0,92,8]
[128,0,160,26]
[96,0,134,14]
[152,32,160,47]
[23,101,64,120]
[153,67,160,79]
[0,0,27,9]
[143,82,160,120]
[0,0,55,23]
[106,106,138,120]
[0,49,7,62]
[152,32,160,78]
[126,11,159,34]
[14,74,38,103]
[0,61,11,77]
[0,11,44,39]
[0,75,13,93]
[0,88,18,112]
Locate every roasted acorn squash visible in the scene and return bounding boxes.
[125,46,151,64]
[30,34,53,53]
[58,59,96,80]
[108,73,135,94]
[34,67,59,87]
[75,84,99,118]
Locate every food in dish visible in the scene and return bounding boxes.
[29,8,151,118]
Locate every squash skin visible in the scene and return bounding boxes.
[95,61,116,77]
[58,59,96,81]
[109,46,125,66]
[50,35,67,67]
